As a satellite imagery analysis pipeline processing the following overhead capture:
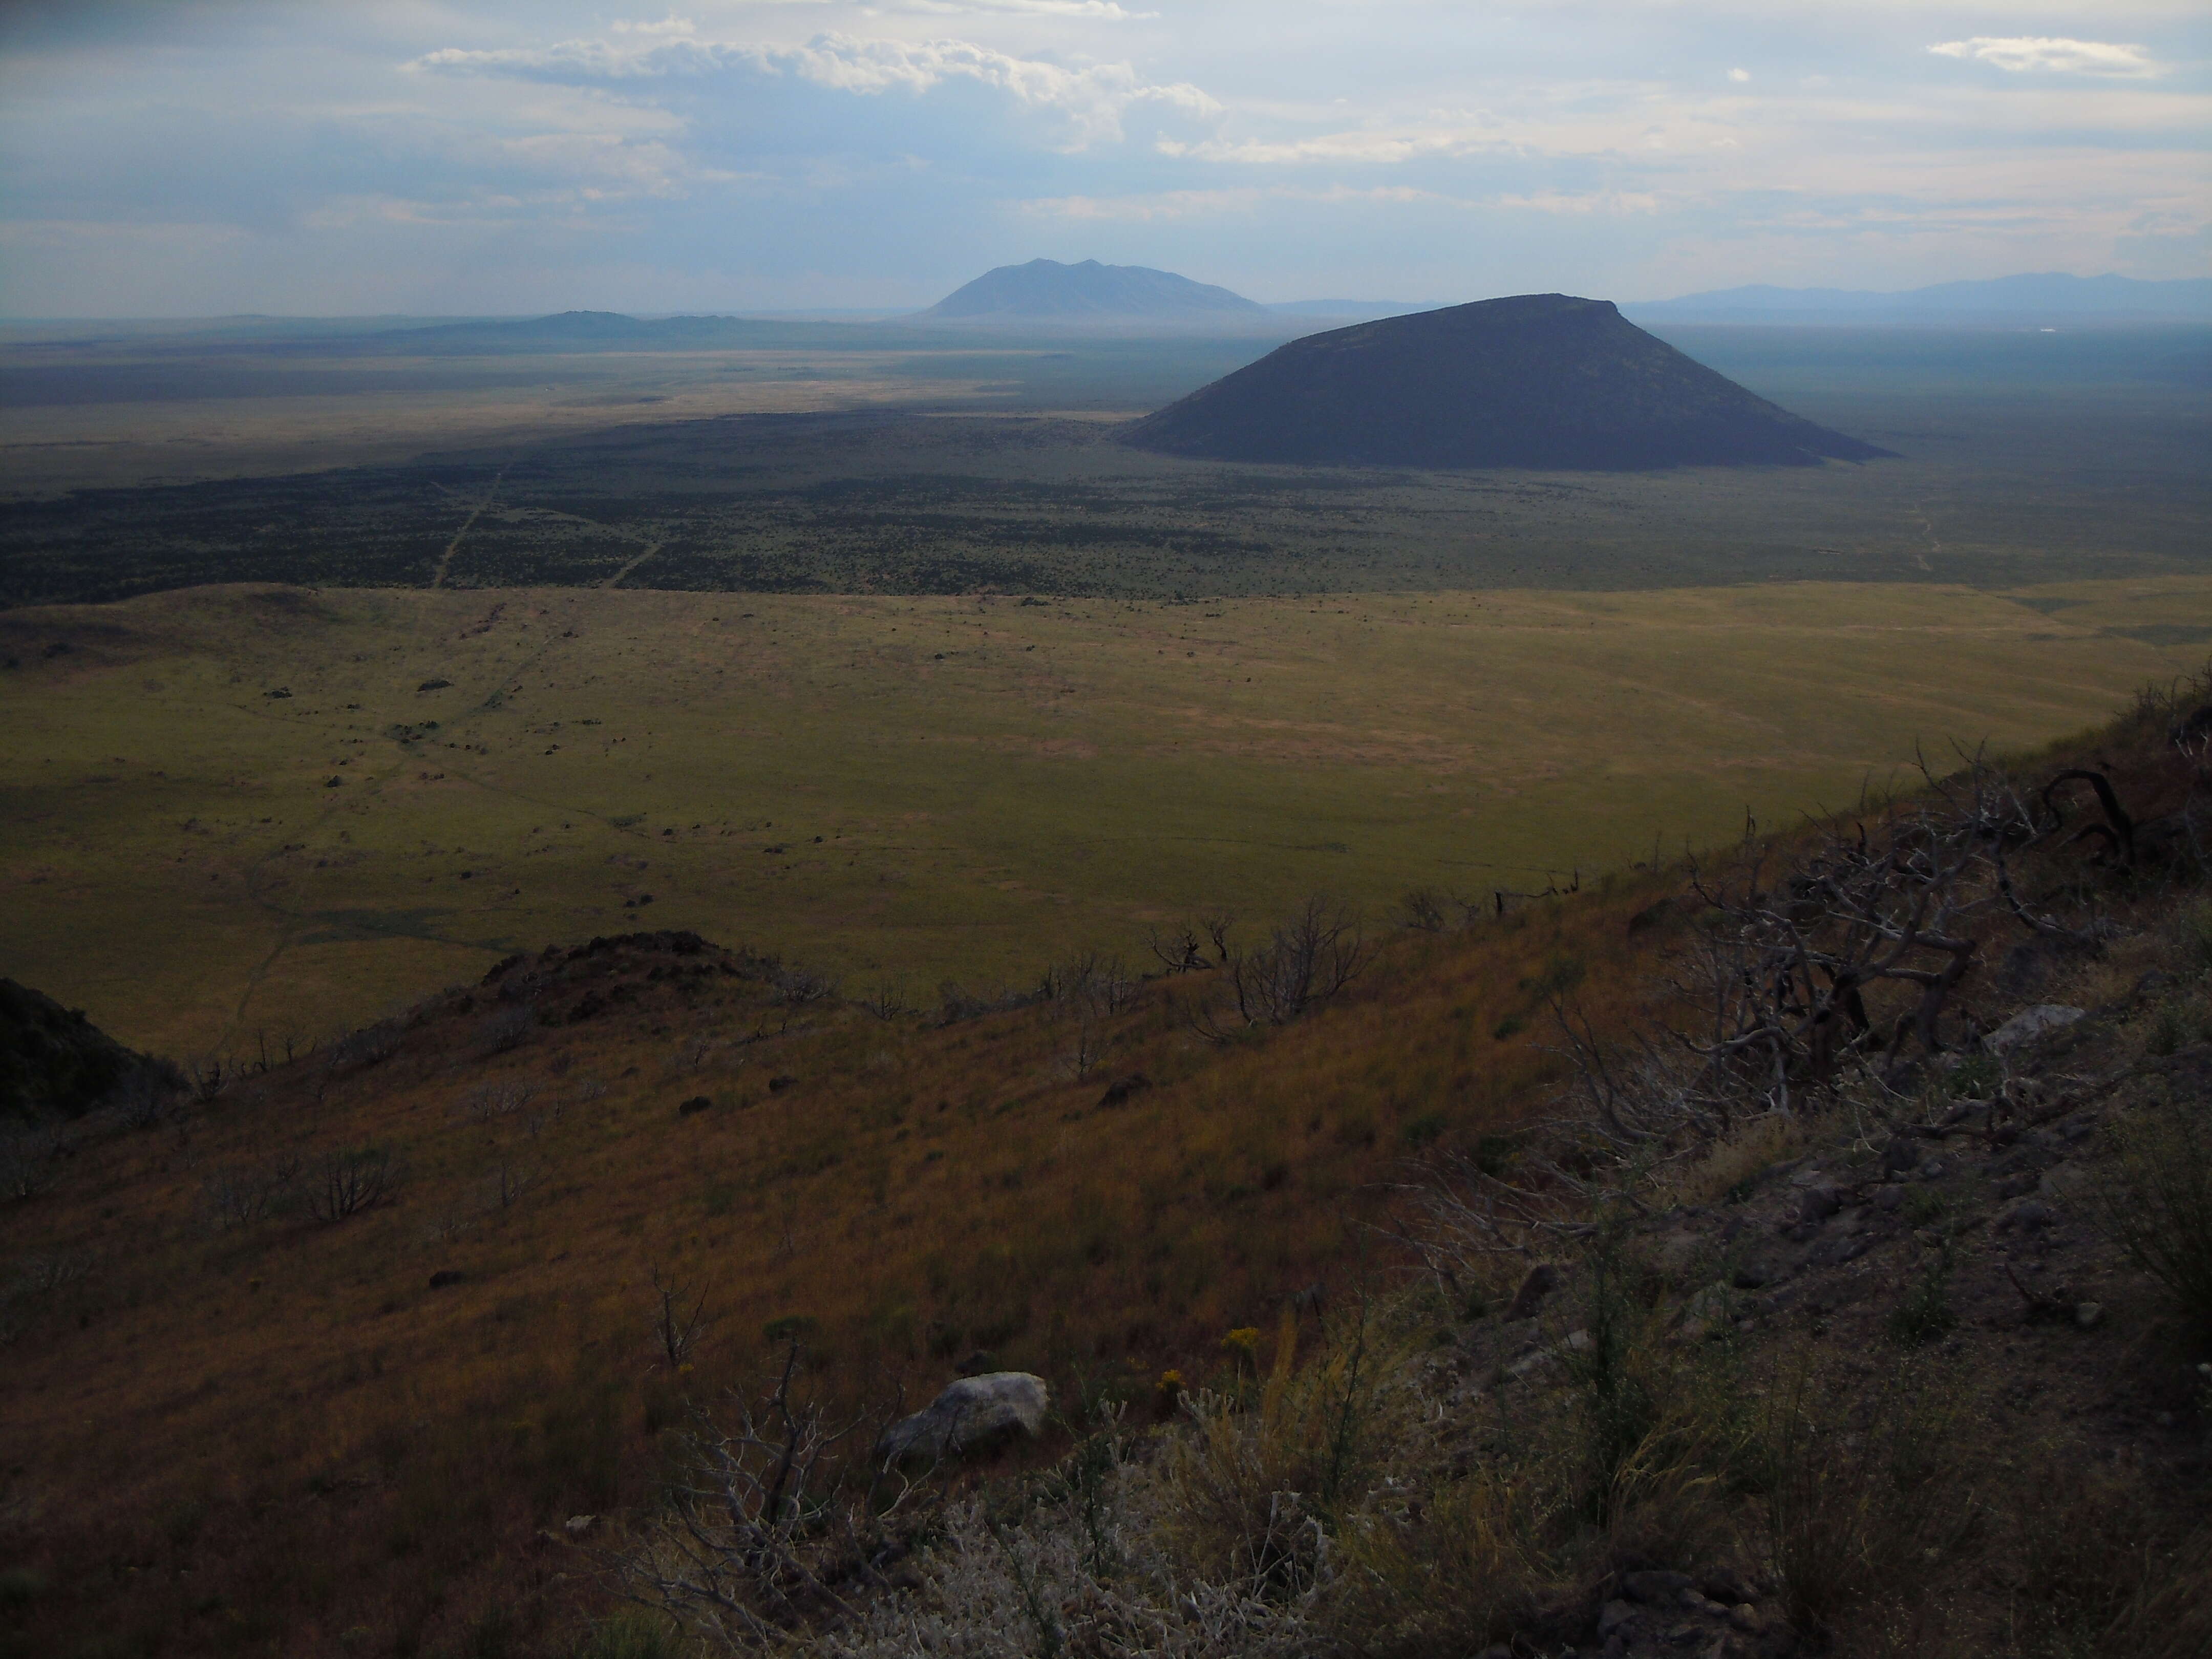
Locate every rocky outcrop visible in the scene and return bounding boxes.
[877,1372,1050,1463]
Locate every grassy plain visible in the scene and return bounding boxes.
[5,325,2206,605]
[0,325,1290,494]
[6,576,2209,1058]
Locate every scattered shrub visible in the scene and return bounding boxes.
[1753,1358,1973,1636]
[1400,1112,1448,1148]
[1395,887,1451,932]
[2087,1093,2212,1337]
[1887,1246,1958,1348]
[476,1004,536,1055]
[1162,1309,1408,1596]
[201,1155,300,1230]
[304,1146,400,1222]
[570,1611,688,1659]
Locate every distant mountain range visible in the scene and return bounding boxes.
[1124,293,1893,471]
[1627,273,2212,326]
[917,259,1270,323]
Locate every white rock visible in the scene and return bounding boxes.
[1985,1005,2086,1057]
[877,1372,1050,1462]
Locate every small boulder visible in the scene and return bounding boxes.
[564,1514,596,1536]
[427,1269,465,1290]
[2075,1301,2104,1330]
[2000,1199,2057,1231]
[677,1095,712,1117]
[1985,1004,2086,1057]
[1598,1599,1639,1637]
[877,1372,1049,1463]
[1798,1185,1842,1223]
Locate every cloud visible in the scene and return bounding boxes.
[1020,182,1660,220]
[1728,68,1749,83]
[902,1,1155,16]
[1157,127,1505,166]
[1928,37,2157,76]
[1022,183,1445,219]
[413,30,1211,147]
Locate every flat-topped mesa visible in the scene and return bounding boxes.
[1122,292,1896,470]
[918,258,1270,322]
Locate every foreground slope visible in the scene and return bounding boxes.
[1124,293,1895,469]
[4,673,2210,1656]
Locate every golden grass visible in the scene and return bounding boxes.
[7,576,2208,1060]
[0,868,1675,1655]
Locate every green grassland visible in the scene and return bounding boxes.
[6,576,2209,1059]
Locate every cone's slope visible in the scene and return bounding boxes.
[1122,293,1895,469]
[922,258,1269,320]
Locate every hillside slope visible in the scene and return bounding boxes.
[1123,293,1895,469]
[3,675,2209,1657]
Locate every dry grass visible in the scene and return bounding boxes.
[1658,1112,1812,1209]
[7,655,2212,1657]
[0,886,1667,1657]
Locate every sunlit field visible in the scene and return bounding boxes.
[7,574,2207,1058]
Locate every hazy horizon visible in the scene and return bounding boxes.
[2,2,2204,318]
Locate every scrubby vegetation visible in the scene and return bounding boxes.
[2,659,2209,1655]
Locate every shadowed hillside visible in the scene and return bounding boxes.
[3,672,2209,1657]
[1124,293,1897,469]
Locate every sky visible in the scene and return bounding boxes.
[0,1,2205,316]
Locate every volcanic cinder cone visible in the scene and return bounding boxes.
[1122,293,1895,469]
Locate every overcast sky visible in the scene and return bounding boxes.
[0,1,2204,316]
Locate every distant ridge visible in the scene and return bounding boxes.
[1123,293,1893,471]
[919,259,1270,322]
[1628,272,2212,326]
[381,310,776,350]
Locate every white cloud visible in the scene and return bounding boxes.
[1157,127,1504,165]
[1020,182,1660,220]
[1928,37,2157,75]
[902,1,1155,17]
[1728,68,1749,83]
[1022,183,1444,219]
[413,30,1212,147]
